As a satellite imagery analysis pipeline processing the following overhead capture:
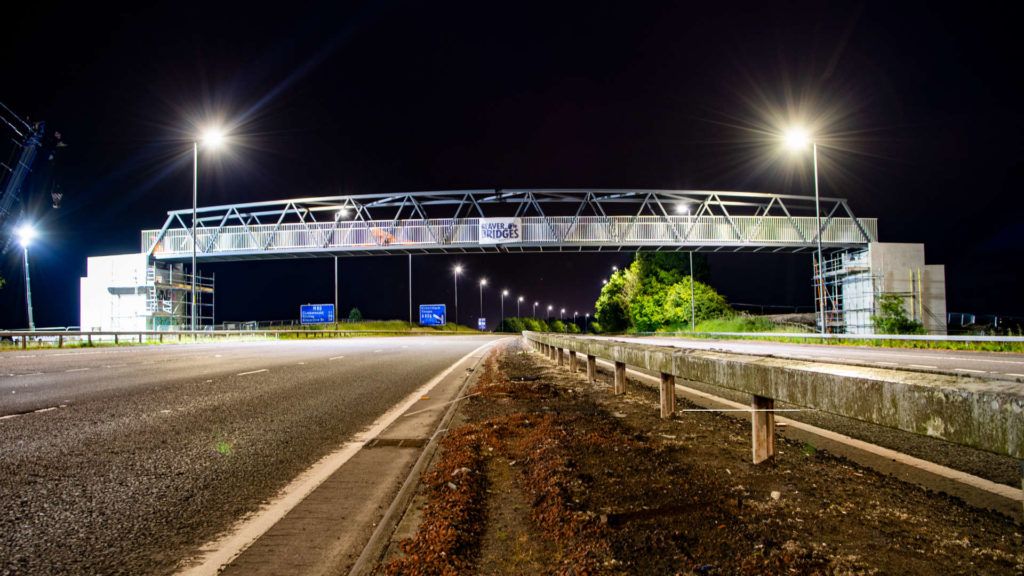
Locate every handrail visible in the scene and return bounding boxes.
[0,329,467,349]
[635,331,1024,343]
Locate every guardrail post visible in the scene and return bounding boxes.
[21,335,27,349]
[114,334,119,345]
[751,395,776,464]
[58,335,63,348]
[587,355,596,382]
[614,361,626,394]
[660,373,675,418]
[569,350,577,372]
[159,334,163,343]
[88,334,92,346]
[178,334,182,342]
[556,348,564,366]
[139,334,143,344]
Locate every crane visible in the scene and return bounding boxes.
[0,101,65,254]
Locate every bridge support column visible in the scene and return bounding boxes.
[614,361,626,395]
[751,394,776,464]
[569,350,577,372]
[549,346,556,361]
[557,348,564,366]
[660,373,675,419]
[587,355,596,382]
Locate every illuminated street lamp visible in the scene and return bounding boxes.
[517,296,524,318]
[192,127,226,334]
[785,128,825,335]
[16,224,37,330]
[547,304,553,320]
[500,289,508,331]
[453,265,462,332]
[585,313,590,333]
[602,279,607,285]
[533,301,539,317]
[479,278,487,322]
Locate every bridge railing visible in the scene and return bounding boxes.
[143,215,878,258]
[0,329,460,349]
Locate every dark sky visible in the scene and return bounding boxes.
[2,1,1022,328]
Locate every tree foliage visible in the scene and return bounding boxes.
[348,307,363,321]
[593,251,727,332]
[871,293,925,334]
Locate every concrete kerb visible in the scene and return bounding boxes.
[525,332,1024,463]
[347,337,509,576]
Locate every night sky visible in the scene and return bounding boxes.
[2,2,1022,329]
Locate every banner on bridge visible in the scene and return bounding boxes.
[478,218,521,244]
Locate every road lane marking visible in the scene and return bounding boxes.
[909,364,937,369]
[954,368,986,374]
[237,369,268,376]
[1008,373,1024,378]
[105,364,127,368]
[874,362,898,366]
[179,339,500,576]
[65,368,90,373]
[329,356,345,361]
[296,362,306,365]
[374,349,383,353]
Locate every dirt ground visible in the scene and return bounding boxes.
[379,340,1023,575]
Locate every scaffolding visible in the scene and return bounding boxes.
[813,249,881,334]
[146,263,214,330]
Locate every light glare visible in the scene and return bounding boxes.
[16,224,36,247]
[785,129,810,150]
[202,128,226,148]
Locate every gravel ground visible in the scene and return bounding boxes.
[0,337,494,575]
[383,340,1023,575]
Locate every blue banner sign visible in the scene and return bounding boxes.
[419,304,446,326]
[300,304,335,324]
[478,317,487,331]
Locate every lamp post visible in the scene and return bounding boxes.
[785,129,826,335]
[16,224,36,330]
[585,313,589,333]
[517,296,523,318]
[547,304,553,320]
[453,265,462,332]
[500,289,508,331]
[192,128,225,335]
[479,278,487,323]
[533,301,538,317]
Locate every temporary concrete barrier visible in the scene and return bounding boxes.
[525,332,1024,464]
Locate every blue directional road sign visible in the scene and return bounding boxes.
[300,304,335,324]
[478,317,487,331]
[419,304,446,326]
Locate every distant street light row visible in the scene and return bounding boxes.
[451,265,594,332]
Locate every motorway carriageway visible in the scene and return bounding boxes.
[0,335,499,575]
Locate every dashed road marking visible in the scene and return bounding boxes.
[954,368,986,374]
[237,369,268,376]
[909,364,937,369]
[329,356,345,361]
[65,368,90,373]
[105,364,127,368]
[296,362,306,365]
[1008,373,1024,378]
[874,362,898,366]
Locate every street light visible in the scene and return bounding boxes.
[192,127,226,334]
[547,304,553,319]
[453,265,462,332]
[585,313,590,333]
[785,128,825,335]
[612,265,618,272]
[16,224,36,330]
[479,278,487,323]
[500,289,508,331]
[517,296,524,318]
[533,301,539,317]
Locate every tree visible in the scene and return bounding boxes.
[663,277,731,328]
[871,293,925,334]
[594,269,631,332]
[348,307,363,322]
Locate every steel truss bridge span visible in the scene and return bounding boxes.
[142,189,877,262]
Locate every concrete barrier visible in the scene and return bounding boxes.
[525,332,1024,464]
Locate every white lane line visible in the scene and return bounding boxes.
[65,368,90,373]
[179,339,499,576]
[0,414,19,421]
[908,364,937,369]
[329,356,345,361]
[105,364,127,368]
[237,369,268,376]
[954,368,987,374]
[374,349,383,353]
[296,362,306,365]
[874,361,898,366]
[1007,373,1024,378]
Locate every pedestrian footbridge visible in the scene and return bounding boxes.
[142,189,877,262]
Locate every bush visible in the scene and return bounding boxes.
[872,294,926,334]
[498,317,525,333]
[348,308,363,321]
[589,321,603,334]
[549,320,566,333]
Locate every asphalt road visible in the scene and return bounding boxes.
[0,335,498,575]
[603,335,1024,381]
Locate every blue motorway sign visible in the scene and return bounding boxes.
[419,304,446,326]
[300,304,335,324]
[478,317,487,331]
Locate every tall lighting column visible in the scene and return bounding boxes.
[453,265,462,332]
[16,224,36,330]
[479,278,487,325]
[192,128,225,335]
[500,289,508,331]
[785,129,825,335]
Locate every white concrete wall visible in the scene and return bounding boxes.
[79,254,151,332]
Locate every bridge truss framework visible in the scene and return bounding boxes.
[142,189,877,262]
